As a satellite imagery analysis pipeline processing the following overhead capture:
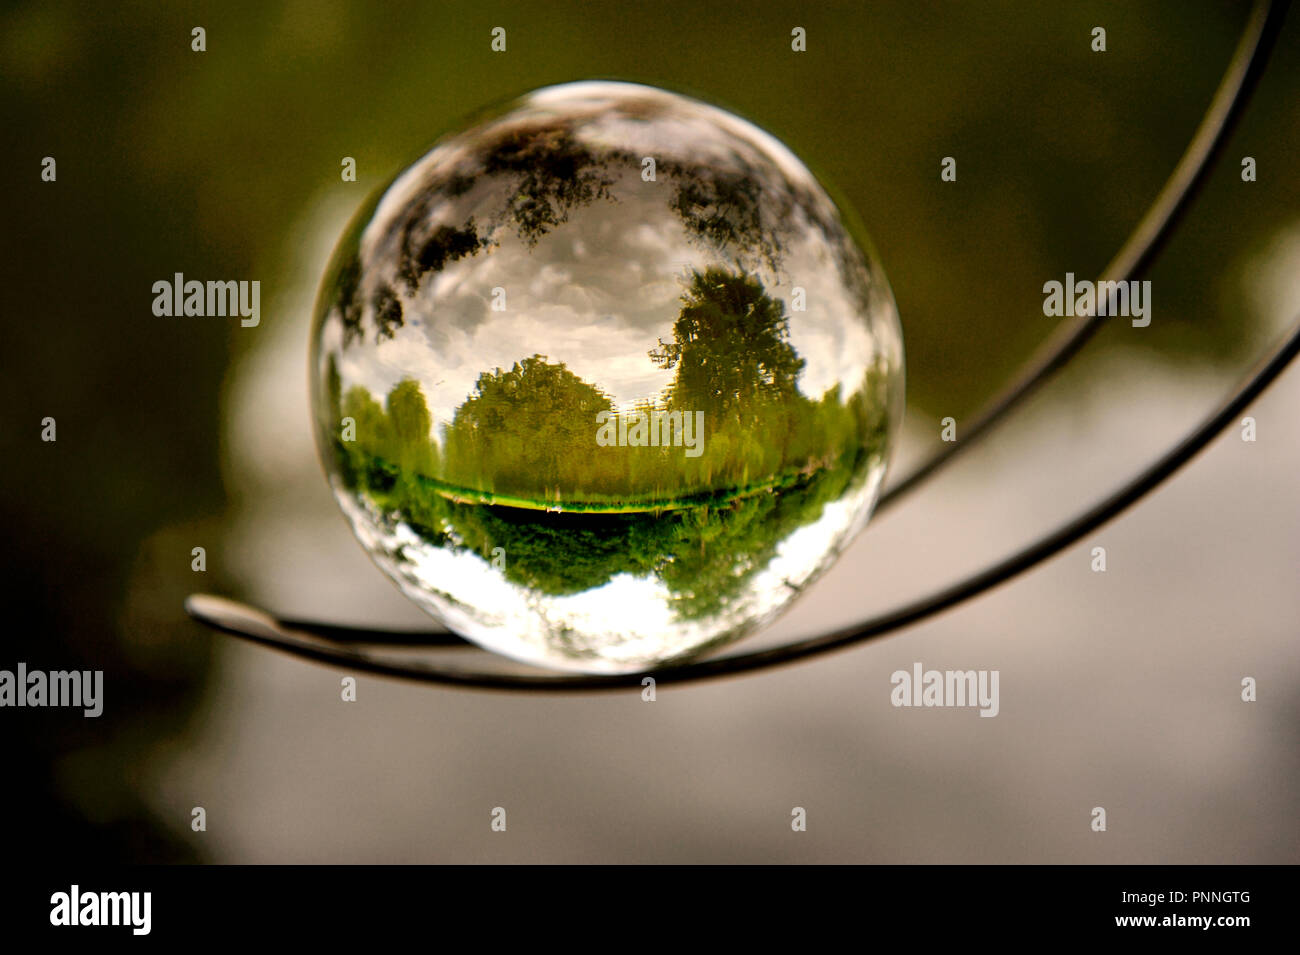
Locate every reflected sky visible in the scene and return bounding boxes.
[320,81,900,428]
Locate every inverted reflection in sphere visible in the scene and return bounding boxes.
[311,81,903,673]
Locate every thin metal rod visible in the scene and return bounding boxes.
[277,616,459,645]
[877,0,1285,511]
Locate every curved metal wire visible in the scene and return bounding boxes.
[878,0,1284,511]
[186,0,1292,689]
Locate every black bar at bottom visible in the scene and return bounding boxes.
[3,864,1289,941]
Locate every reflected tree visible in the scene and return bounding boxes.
[650,268,805,433]
[443,355,613,495]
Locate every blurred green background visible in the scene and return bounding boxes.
[2,0,1297,861]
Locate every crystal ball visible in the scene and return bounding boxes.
[310,81,904,673]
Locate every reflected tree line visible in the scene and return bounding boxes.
[327,267,886,503]
[323,267,890,618]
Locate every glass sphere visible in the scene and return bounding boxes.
[310,81,903,673]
